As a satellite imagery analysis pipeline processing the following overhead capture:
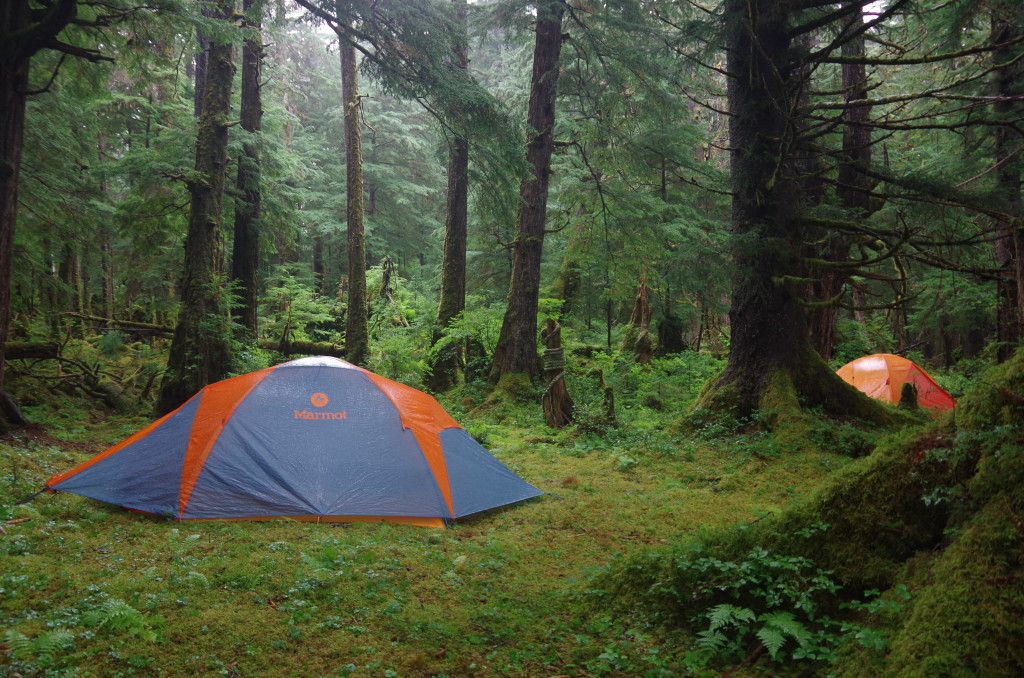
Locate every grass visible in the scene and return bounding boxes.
[1,369,856,678]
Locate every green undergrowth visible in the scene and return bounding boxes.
[594,350,1024,676]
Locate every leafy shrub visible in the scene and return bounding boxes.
[593,525,904,674]
[809,417,880,457]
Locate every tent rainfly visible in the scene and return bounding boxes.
[45,357,542,527]
[836,353,956,413]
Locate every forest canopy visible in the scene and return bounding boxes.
[1,0,1020,421]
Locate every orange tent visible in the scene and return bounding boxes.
[836,354,955,413]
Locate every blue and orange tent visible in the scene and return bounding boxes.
[45,357,542,527]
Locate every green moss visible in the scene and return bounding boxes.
[467,372,538,422]
[853,499,1024,678]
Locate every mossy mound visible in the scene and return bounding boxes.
[684,355,911,454]
[467,372,538,422]
[599,350,1024,675]
[833,353,1024,677]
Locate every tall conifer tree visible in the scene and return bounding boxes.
[340,18,370,366]
[427,0,470,391]
[489,0,567,384]
[156,2,236,415]
[231,0,264,341]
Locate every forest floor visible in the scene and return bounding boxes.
[0,383,861,678]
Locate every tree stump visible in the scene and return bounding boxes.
[540,318,574,428]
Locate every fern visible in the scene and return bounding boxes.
[83,598,160,641]
[3,627,75,668]
[707,603,755,631]
[31,628,76,666]
[694,628,728,651]
[3,629,33,662]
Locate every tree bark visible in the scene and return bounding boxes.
[230,0,263,341]
[992,9,1024,362]
[489,0,566,384]
[340,25,369,366]
[6,341,58,360]
[426,0,470,392]
[156,5,236,415]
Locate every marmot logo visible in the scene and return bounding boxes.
[293,410,347,420]
[310,392,329,407]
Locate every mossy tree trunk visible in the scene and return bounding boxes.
[992,8,1024,363]
[230,0,264,342]
[489,0,566,384]
[621,277,654,365]
[697,0,893,426]
[426,0,470,392]
[156,7,235,416]
[341,26,369,366]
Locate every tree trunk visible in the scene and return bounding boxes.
[698,0,891,426]
[992,9,1024,362]
[807,10,873,362]
[340,27,369,366]
[230,0,263,342]
[541,318,573,428]
[621,277,654,364]
[0,14,30,428]
[426,0,470,393]
[156,6,236,415]
[0,0,78,429]
[489,0,566,384]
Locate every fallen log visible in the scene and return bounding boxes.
[6,341,59,360]
[61,313,174,333]
[257,339,346,359]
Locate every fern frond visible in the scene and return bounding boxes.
[31,628,75,667]
[695,628,727,650]
[707,603,755,630]
[756,625,787,659]
[3,629,33,661]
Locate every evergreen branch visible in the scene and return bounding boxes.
[837,292,922,312]
[857,164,1018,219]
[43,38,114,63]
[821,34,1024,66]
[681,88,733,118]
[787,1,867,41]
[807,52,1024,111]
[23,53,68,95]
[956,145,1024,189]
[797,0,909,65]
